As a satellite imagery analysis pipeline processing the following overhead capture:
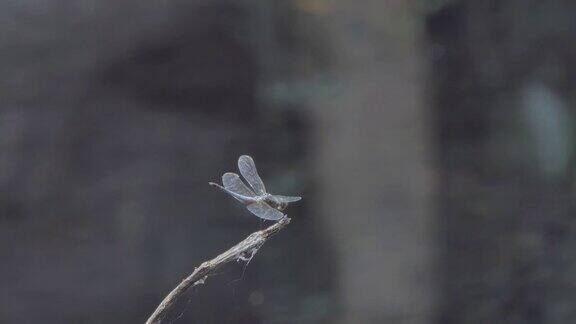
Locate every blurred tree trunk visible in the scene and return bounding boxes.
[428,1,576,323]
[311,2,436,323]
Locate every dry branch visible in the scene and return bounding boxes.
[145,217,291,324]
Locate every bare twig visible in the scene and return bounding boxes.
[145,217,291,324]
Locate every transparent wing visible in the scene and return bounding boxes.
[238,155,266,195]
[209,182,254,203]
[246,201,284,221]
[222,172,255,197]
[269,195,302,203]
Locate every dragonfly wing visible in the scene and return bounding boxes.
[209,182,254,203]
[238,155,266,195]
[222,172,256,197]
[246,201,284,220]
[270,195,302,203]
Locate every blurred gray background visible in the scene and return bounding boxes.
[1,1,575,323]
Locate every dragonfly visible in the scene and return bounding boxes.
[209,155,301,220]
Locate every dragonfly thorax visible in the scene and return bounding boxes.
[265,195,288,211]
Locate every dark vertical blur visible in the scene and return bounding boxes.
[428,1,576,323]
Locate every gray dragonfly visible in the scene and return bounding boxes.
[209,155,301,220]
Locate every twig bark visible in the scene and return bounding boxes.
[145,217,291,324]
